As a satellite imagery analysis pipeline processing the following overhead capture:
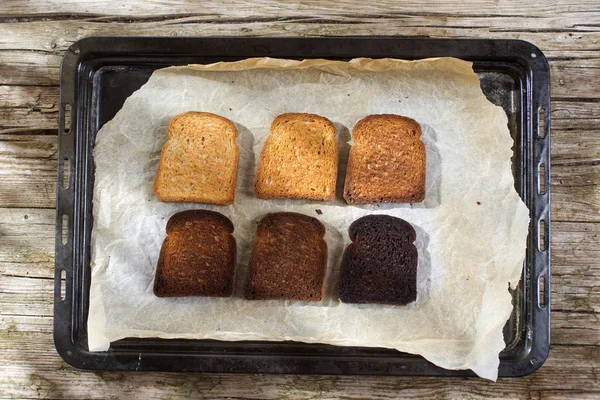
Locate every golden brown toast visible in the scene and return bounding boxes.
[244,212,328,301]
[254,113,338,201]
[153,210,237,298]
[154,112,239,205]
[344,114,426,204]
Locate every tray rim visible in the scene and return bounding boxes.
[54,36,551,377]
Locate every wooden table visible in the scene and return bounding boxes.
[1,2,598,399]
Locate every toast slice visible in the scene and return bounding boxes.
[153,210,237,298]
[244,212,328,301]
[338,215,418,305]
[154,112,239,205]
[344,114,425,204]
[254,113,338,201]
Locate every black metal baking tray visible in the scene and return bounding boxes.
[55,37,550,377]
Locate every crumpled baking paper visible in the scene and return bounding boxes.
[88,57,530,380]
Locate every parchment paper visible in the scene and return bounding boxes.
[88,57,530,380]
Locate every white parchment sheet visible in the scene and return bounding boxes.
[88,58,530,380]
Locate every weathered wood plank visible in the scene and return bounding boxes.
[1,0,600,17]
[552,130,600,166]
[0,207,55,275]
[0,276,53,317]
[0,85,57,109]
[0,52,61,86]
[552,276,600,313]
[0,20,597,60]
[552,101,600,128]
[552,221,600,268]
[551,58,600,100]
[552,312,600,346]
[551,221,600,302]
[551,164,600,223]
[550,101,599,165]
[540,394,600,400]
[0,86,59,132]
[0,7,598,33]
[0,134,57,208]
[0,207,56,317]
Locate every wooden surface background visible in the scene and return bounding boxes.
[1,1,598,399]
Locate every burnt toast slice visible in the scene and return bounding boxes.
[254,113,338,201]
[344,114,425,204]
[245,212,328,301]
[154,210,237,298]
[338,214,418,305]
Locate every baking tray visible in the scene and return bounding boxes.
[54,37,550,376]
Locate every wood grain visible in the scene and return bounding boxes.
[2,0,600,16]
[0,1,598,398]
[0,135,57,208]
[0,86,59,133]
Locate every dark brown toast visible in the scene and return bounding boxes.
[338,214,418,305]
[344,114,426,204]
[244,212,328,301]
[254,113,338,201]
[153,210,237,298]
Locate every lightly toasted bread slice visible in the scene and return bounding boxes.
[154,112,239,205]
[153,210,237,298]
[254,113,338,201]
[344,114,425,204]
[244,212,328,301]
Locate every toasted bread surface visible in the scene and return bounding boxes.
[244,212,328,301]
[338,214,418,305]
[344,114,425,204]
[154,112,239,205]
[254,113,338,201]
[153,210,236,298]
